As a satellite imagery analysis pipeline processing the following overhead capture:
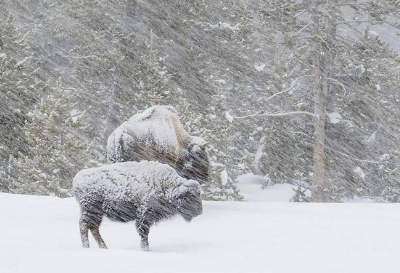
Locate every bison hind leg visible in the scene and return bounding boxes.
[90,226,107,249]
[79,206,107,249]
[136,220,150,251]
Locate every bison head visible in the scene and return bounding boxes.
[177,143,209,185]
[175,181,203,222]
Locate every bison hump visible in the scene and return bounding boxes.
[124,106,189,153]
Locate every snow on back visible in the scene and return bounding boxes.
[115,106,190,153]
[73,161,200,201]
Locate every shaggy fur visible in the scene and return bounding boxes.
[73,161,203,250]
[106,106,209,184]
[177,144,209,185]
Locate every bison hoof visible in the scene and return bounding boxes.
[100,244,108,249]
[141,244,150,251]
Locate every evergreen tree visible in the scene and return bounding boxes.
[177,92,243,201]
[251,0,400,201]
[10,83,91,197]
[0,14,43,192]
[2,0,400,202]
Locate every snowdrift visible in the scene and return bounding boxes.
[1,193,400,273]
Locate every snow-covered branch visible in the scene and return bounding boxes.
[296,23,311,35]
[294,9,307,18]
[233,111,317,120]
[328,148,381,165]
[264,75,312,102]
[335,19,380,25]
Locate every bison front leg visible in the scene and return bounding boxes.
[136,220,150,251]
[79,218,90,248]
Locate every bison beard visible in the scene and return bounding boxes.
[73,161,203,250]
[177,144,209,185]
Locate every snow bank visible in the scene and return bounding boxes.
[236,173,296,202]
[1,193,400,273]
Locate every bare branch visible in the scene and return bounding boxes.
[335,19,380,25]
[233,111,317,120]
[294,9,307,18]
[296,23,312,35]
[328,148,381,165]
[264,75,312,102]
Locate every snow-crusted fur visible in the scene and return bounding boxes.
[177,143,209,185]
[106,106,209,184]
[73,161,203,250]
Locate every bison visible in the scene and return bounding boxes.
[73,160,203,250]
[106,105,209,184]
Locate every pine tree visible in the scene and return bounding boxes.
[142,30,172,106]
[3,0,399,202]
[252,0,400,201]
[10,83,91,197]
[176,89,242,201]
[0,14,43,192]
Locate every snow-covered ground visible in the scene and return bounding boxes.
[236,173,297,202]
[1,192,400,273]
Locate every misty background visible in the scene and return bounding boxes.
[1,0,400,202]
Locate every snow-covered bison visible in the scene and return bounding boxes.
[106,106,209,185]
[73,161,203,250]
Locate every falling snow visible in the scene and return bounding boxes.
[1,1,400,272]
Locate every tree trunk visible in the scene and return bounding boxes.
[310,0,330,202]
[312,49,328,202]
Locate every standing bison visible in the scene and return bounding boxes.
[106,106,209,184]
[73,160,203,250]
